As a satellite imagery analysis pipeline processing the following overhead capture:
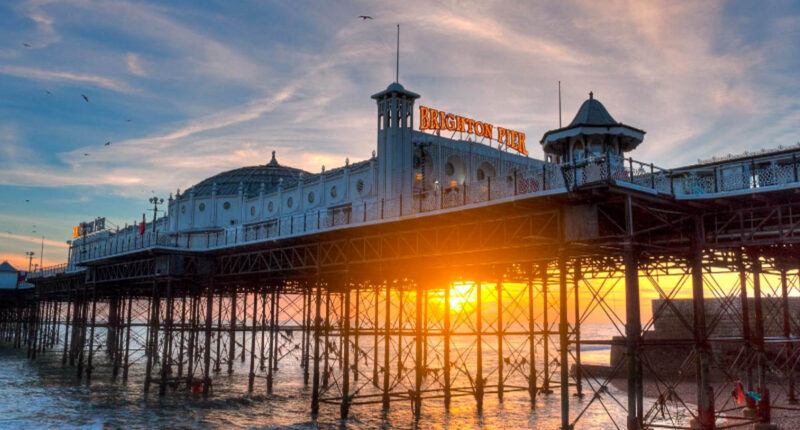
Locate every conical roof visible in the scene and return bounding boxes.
[568,92,617,127]
[0,261,17,273]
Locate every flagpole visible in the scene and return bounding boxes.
[396,24,400,83]
[558,80,562,128]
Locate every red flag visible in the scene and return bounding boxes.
[139,213,146,235]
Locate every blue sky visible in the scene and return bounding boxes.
[0,0,799,268]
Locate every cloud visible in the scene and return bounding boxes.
[126,53,147,76]
[0,65,135,93]
[18,0,62,48]
[0,232,68,249]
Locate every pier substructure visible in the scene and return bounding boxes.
[7,182,800,429]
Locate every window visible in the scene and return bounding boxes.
[181,205,186,214]
[356,179,365,194]
[330,186,338,198]
[198,203,205,211]
[250,206,255,216]
[573,142,585,162]
[445,162,455,176]
[268,201,274,212]
[477,168,485,181]
[287,197,293,208]
[308,192,315,203]
[223,201,231,210]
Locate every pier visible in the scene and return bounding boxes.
[4,85,800,429]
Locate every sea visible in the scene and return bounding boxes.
[0,324,662,429]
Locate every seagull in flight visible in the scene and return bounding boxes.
[25,199,30,203]
[83,153,90,156]
[126,118,132,122]
[358,15,373,20]
[45,90,52,95]
[81,94,89,102]
[104,141,111,146]
[22,43,31,48]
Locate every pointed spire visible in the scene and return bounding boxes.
[589,91,593,100]
[268,150,279,166]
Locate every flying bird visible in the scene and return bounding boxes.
[22,43,31,48]
[45,90,52,95]
[81,94,89,102]
[83,153,90,156]
[126,118,132,122]
[358,15,373,20]
[104,141,111,146]
[25,199,30,203]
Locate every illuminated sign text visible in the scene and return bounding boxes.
[418,105,527,155]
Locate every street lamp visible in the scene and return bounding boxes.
[25,251,35,272]
[149,196,165,233]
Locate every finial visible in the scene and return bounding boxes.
[269,150,277,165]
[589,91,593,100]
[321,165,325,173]
[345,157,350,166]
[372,150,376,158]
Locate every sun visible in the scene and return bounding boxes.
[448,282,476,312]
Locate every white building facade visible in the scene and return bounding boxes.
[67,82,550,268]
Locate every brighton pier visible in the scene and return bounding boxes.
[3,81,800,430]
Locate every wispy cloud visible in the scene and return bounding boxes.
[125,53,147,77]
[0,65,135,93]
[0,232,68,249]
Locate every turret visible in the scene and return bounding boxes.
[372,82,420,201]
[540,92,645,164]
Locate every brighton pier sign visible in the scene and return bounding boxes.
[418,105,527,155]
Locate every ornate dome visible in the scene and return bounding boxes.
[183,151,309,198]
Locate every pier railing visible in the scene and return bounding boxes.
[46,148,800,271]
[26,263,69,279]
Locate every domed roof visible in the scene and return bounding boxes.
[183,151,309,198]
[568,92,617,127]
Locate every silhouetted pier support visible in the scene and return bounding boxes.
[444,282,452,410]
[691,218,714,430]
[572,260,583,399]
[340,282,352,420]
[476,280,484,414]
[497,278,504,403]
[558,255,571,430]
[779,267,797,404]
[752,255,771,424]
[624,195,643,430]
[528,271,537,409]
[311,284,322,416]
[202,278,215,396]
[542,266,552,394]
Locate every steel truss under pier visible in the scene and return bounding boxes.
[4,183,800,429]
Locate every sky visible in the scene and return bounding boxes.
[0,0,799,270]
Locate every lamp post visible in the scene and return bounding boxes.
[25,251,35,273]
[149,196,164,233]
